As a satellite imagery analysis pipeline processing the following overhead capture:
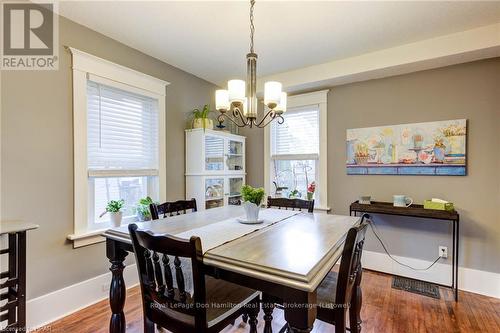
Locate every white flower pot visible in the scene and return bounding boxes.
[109,211,123,227]
[243,202,260,222]
[192,118,214,130]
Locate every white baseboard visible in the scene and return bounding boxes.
[362,250,500,299]
[26,264,139,330]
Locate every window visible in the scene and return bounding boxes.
[87,80,159,228]
[271,106,319,199]
[68,47,168,247]
[265,90,329,211]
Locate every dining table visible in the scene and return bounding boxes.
[102,205,363,333]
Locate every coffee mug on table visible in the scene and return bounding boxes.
[393,195,413,207]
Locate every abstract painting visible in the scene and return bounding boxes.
[346,119,467,175]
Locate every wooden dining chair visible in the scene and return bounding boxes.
[279,216,369,333]
[128,224,261,333]
[267,196,315,213]
[150,198,197,220]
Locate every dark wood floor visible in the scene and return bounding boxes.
[34,270,500,333]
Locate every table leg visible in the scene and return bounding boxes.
[455,218,459,301]
[284,290,316,333]
[17,232,27,332]
[263,293,275,333]
[106,239,129,333]
[349,264,362,333]
[452,220,455,290]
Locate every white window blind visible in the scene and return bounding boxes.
[271,105,319,158]
[87,80,159,174]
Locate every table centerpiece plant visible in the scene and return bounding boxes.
[100,199,125,227]
[241,185,265,221]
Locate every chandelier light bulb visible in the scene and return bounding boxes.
[275,92,287,114]
[215,90,230,112]
[228,79,246,104]
[264,81,282,109]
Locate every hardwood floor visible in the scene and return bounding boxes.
[34,270,500,333]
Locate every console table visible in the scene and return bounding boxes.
[0,221,39,332]
[349,201,459,301]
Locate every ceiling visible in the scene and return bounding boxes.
[59,1,500,87]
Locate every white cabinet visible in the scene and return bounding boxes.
[185,129,246,210]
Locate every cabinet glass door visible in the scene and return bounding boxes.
[228,177,244,206]
[205,136,225,171]
[226,140,244,171]
[205,178,224,209]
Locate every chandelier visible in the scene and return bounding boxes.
[215,0,287,129]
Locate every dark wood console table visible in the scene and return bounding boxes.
[350,201,459,301]
[0,221,39,332]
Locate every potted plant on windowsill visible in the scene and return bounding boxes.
[100,199,125,227]
[241,185,265,222]
[191,104,214,130]
[136,196,156,222]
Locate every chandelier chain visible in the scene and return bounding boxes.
[250,0,255,53]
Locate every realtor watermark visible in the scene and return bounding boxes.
[1,1,59,70]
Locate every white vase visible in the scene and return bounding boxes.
[109,211,123,227]
[243,202,260,222]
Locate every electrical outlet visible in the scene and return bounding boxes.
[439,246,448,258]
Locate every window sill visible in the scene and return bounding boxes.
[67,228,108,248]
[314,206,331,213]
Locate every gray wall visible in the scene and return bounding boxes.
[1,16,217,298]
[244,58,500,274]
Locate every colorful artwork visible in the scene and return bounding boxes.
[346,119,467,175]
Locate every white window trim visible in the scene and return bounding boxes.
[264,90,330,211]
[66,47,169,247]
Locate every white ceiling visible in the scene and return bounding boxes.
[59,1,500,86]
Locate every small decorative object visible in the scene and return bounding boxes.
[359,196,371,204]
[240,185,265,223]
[288,189,300,199]
[136,197,156,222]
[433,137,446,163]
[412,133,424,149]
[423,198,455,211]
[307,182,316,201]
[100,199,125,227]
[191,104,214,130]
[393,195,413,208]
[354,142,369,165]
[346,119,467,175]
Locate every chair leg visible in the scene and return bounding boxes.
[144,316,155,333]
[247,299,259,333]
[334,310,347,333]
[349,268,363,333]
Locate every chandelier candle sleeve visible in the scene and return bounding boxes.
[216,90,230,112]
[228,80,246,104]
[275,92,287,114]
[264,81,282,109]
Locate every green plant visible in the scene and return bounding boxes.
[241,185,265,206]
[191,104,213,130]
[136,196,155,219]
[99,199,124,218]
[106,199,124,212]
[288,189,300,198]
